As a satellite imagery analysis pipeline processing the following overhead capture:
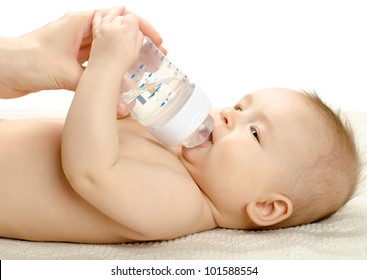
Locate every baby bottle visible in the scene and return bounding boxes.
[120,38,213,148]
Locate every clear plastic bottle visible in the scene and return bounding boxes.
[120,38,213,148]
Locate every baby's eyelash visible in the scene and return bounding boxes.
[251,127,260,143]
[234,104,243,111]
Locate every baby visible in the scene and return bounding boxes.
[0,10,360,243]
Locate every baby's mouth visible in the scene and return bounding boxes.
[206,132,213,144]
[196,131,213,148]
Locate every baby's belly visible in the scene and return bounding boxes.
[0,119,135,243]
[0,157,137,243]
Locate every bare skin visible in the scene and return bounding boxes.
[0,118,216,243]
[0,6,165,99]
[1,8,337,244]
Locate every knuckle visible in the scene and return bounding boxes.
[123,14,139,25]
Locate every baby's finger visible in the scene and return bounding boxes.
[97,6,125,17]
[120,14,140,34]
[137,30,144,47]
[117,100,131,119]
[92,11,102,35]
[102,7,125,25]
[112,15,124,26]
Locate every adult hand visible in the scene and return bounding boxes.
[0,6,165,99]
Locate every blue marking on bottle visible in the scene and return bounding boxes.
[139,64,144,69]
[160,102,165,107]
[137,95,146,105]
[148,73,152,77]
[148,92,156,99]
[130,74,136,79]
[140,83,145,88]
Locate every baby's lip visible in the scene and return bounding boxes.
[196,131,213,148]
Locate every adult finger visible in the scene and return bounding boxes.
[124,8,166,55]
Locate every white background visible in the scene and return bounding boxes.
[0,0,366,112]
[2,260,366,280]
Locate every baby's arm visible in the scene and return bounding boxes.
[62,10,213,240]
[62,9,142,174]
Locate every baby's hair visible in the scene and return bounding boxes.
[277,90,362,228]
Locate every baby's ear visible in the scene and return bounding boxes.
[245,194,293,227]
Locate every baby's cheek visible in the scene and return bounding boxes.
[210,108,223,119]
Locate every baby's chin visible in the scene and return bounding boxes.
[180,134,212,166]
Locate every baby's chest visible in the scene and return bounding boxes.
[116,119,186,172]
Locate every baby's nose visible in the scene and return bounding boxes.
[220,108,233,128]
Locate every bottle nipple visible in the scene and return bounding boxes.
[181,114,214,148]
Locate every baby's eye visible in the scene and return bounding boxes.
[234,104,243,111]
[251,127,260,143]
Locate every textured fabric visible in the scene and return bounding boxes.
[0,110,366,260]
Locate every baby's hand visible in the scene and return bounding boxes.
[89,8,144,74]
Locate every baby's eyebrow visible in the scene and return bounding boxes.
[258,111,271,129]
[241,94,254,107]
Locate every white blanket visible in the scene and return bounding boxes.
[0,110,366,259]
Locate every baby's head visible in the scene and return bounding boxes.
[180,88,361,230]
